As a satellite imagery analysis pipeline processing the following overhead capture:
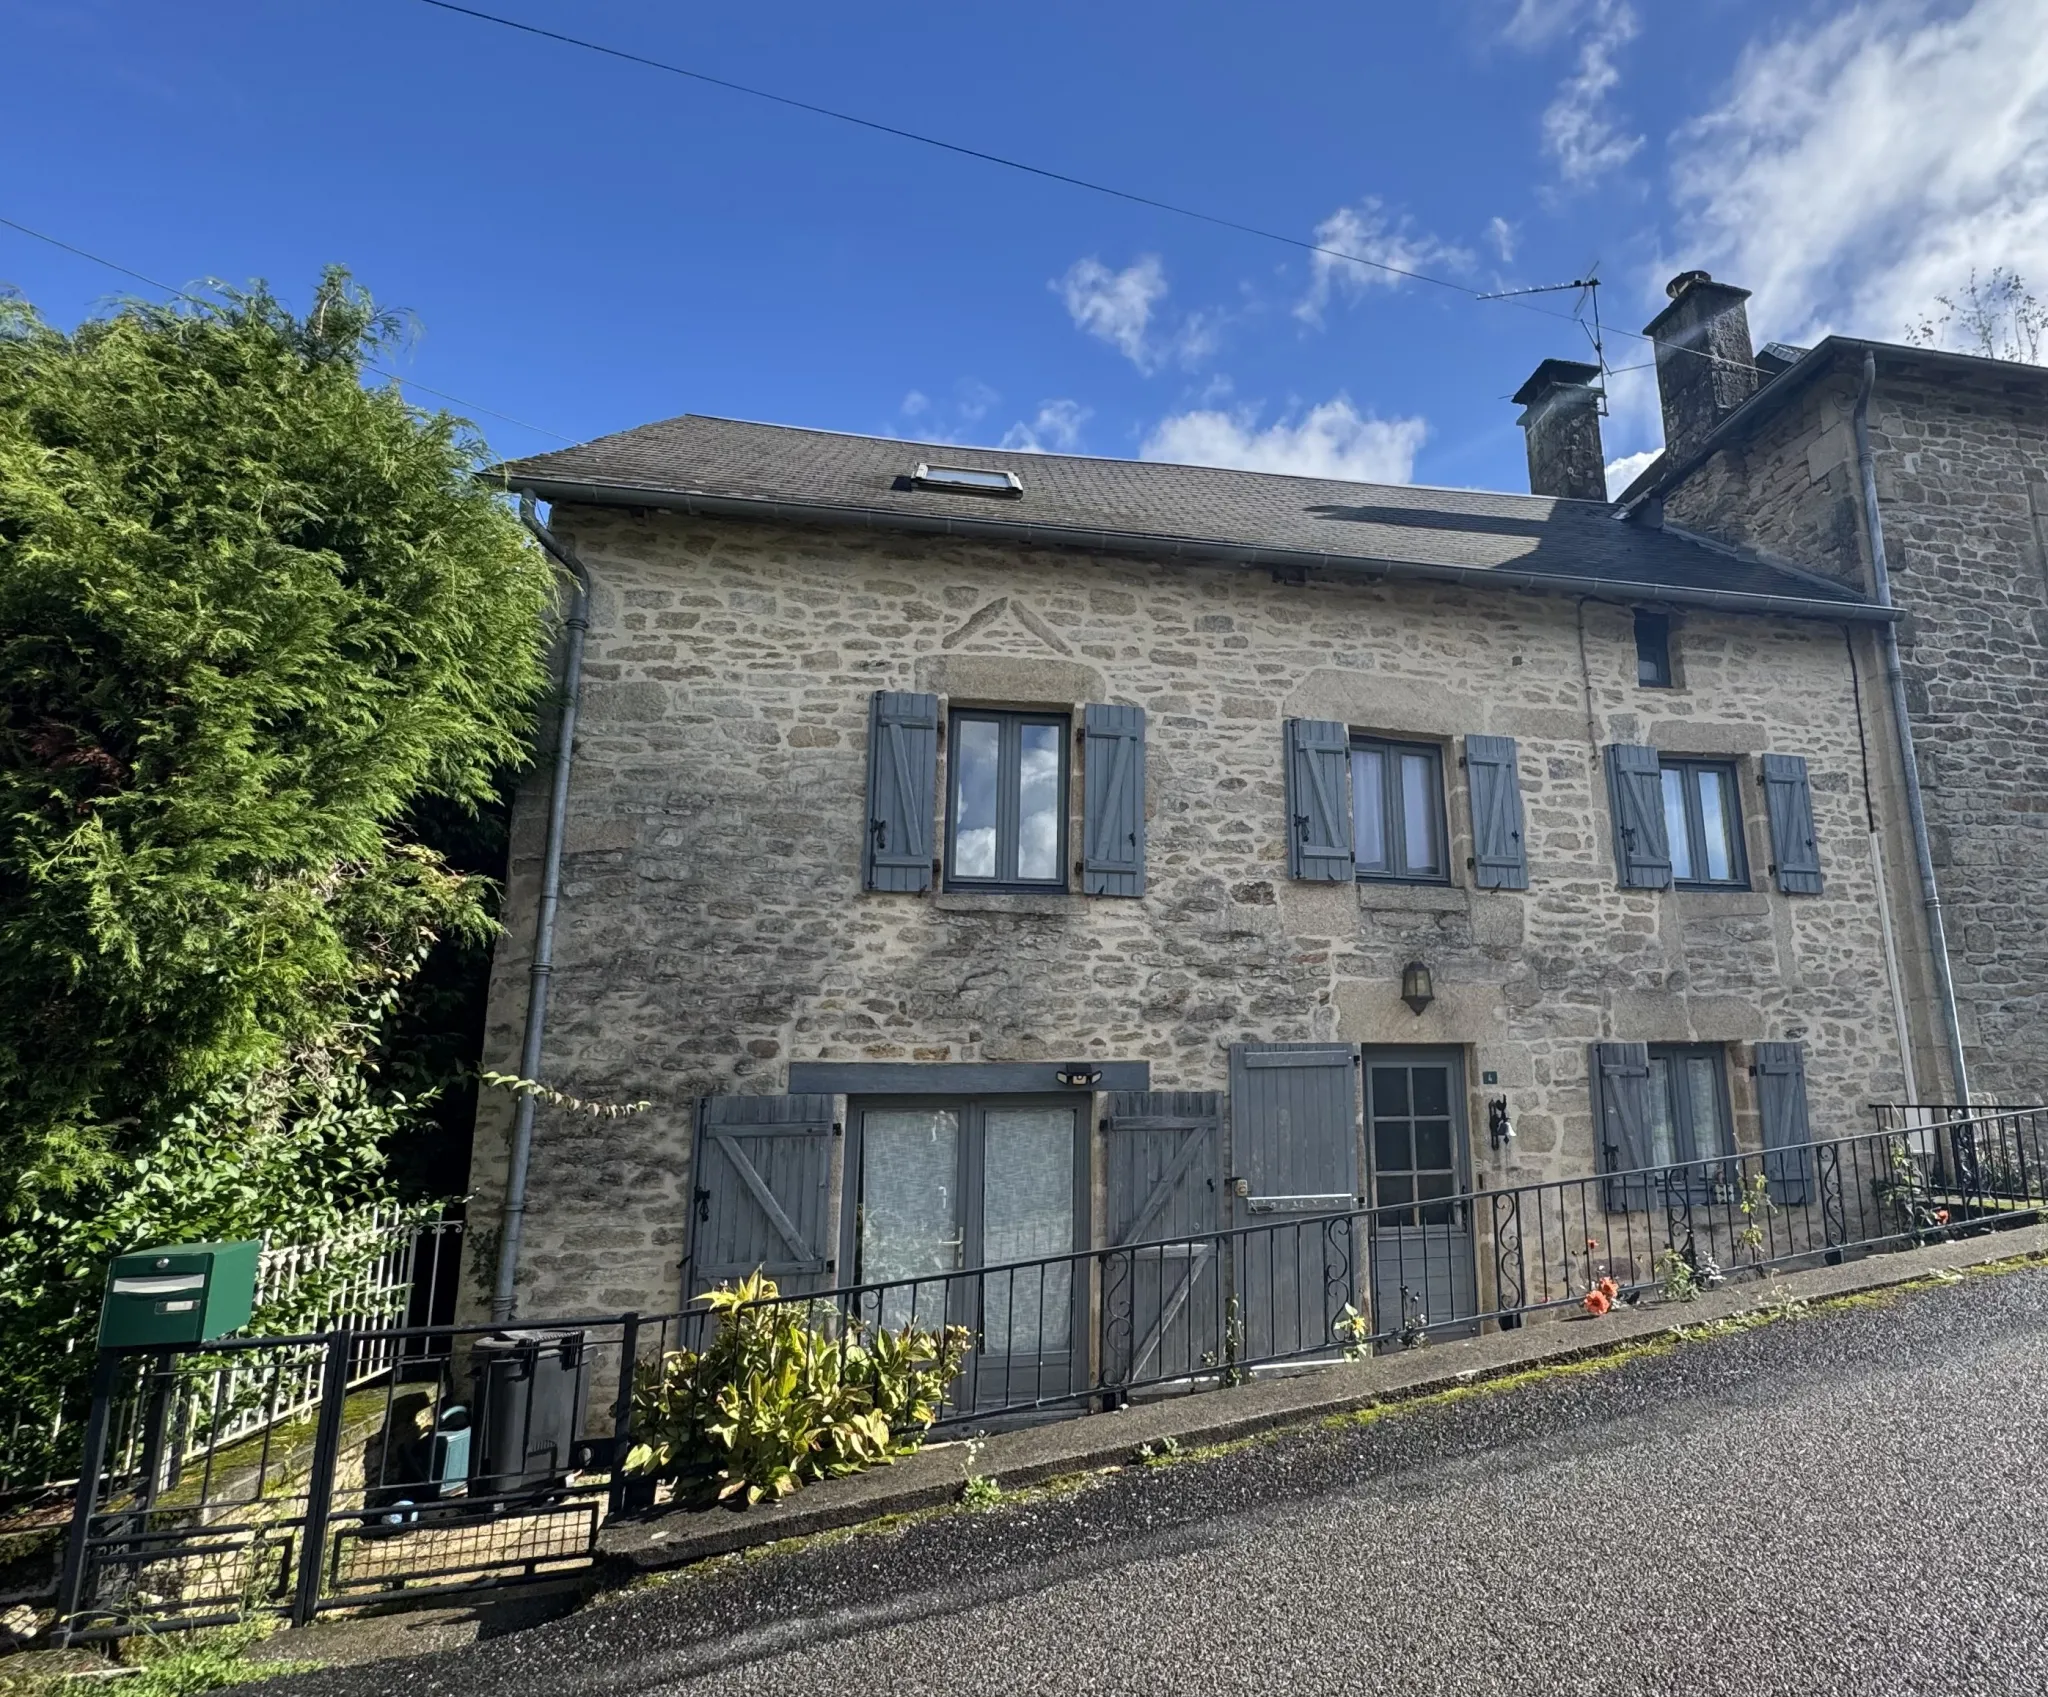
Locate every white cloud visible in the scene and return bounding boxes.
[1603,447,1660,498]
[1297,200,1472,323]
[900,390,929,418]
[1502,0,1591,48]
[1055,254,1219,373]
[1487,216,1517,263]
[954,380,998,423]
[1540,1,1643,186]
[1000,399,1091,454]
[1141,396,1429,484]
[1057,255,1167,367]
[1668,0,2048,351]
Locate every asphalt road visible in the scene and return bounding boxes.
[278,1264,2048,1697]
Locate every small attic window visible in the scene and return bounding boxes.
[912,462,1023,498]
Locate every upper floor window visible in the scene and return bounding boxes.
[1635,611,1673,688]
[1350,737,1449,884]
[1661,757,1747,888]
[946,709,1068,889]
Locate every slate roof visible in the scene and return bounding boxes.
[499,414,1886,620]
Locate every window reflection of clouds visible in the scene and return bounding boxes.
[1017,726,1061,881]
[1660,769,1693,881]
[1698,770,1734,881]
[953,718,1000,878]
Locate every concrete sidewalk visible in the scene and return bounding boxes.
[599,1220,2048,1575]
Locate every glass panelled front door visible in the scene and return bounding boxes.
[979,1107,1076,1355]
[1363,1049,1478,1347]
[856,1107,962,1330]
[850,1097,1084,1406]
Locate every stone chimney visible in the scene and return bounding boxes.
[1512,358,1607,502]
[1646,270,1758,463]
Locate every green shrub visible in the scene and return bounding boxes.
[624,1274,970,1508]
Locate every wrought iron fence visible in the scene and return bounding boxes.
[47,1106,2046,1644]
[646,1105,2048,1426]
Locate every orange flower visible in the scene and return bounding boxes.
[1582,1289,1612,1316]
[1597,1276,1620,1301]
[1934,1208,1951,1225]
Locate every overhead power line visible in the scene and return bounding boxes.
[0,213,574,442]
[412,0,1752,377]
[414,2,1521,306]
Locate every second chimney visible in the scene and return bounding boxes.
[1646,270,1758,463]
[1513,358,1607,502]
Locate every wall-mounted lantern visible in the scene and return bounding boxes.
[1488,1096,1516,1149]
[1400,960,1435,1017]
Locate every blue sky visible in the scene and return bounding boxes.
[7,1,2043,496]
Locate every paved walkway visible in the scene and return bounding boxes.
[273,1258,2048,1696]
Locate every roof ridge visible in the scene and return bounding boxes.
[508,412,1599,509]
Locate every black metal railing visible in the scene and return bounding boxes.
[640,1106,2048,1430]
[46,1105,2046,1643]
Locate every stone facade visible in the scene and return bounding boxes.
[1663,352,2048,1101]
[467,504,1912,1321]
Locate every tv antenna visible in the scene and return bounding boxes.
[1478,274,1609,414]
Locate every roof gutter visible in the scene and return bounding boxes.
[492,491,593,1323]
[1853,351,1973,1105]
[508,474,1895,625]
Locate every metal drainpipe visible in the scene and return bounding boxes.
[1853,350,1972,1106]
[491,491,593,1322]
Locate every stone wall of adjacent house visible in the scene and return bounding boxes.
[464,507,1911,1320]
[1666,354,2048,1102]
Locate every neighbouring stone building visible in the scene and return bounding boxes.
[1607,271,2048,1105]
[468,401,1931,1364]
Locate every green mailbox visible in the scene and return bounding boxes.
[97,1240,261,1350]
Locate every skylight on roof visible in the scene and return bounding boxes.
[912,462,1023,497]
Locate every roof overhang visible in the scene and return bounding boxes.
[501,471,1899,625]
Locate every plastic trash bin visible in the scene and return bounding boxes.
[468,1330,585,1498]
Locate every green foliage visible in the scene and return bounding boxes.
[477,1071,651,1117]
[959,1474,1003,1509]
[1657,1248,1701,1303]
[1736,1171,1773,1255]
[0,270,556,1469]
[115,1620,319,1695]
[625,1274,972,1508]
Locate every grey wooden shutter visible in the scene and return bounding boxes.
[1284,718,1354,882]
[1761,754,1824,895]
[1229,1044,1361,1361]
[1082,704,1147,898]
[1103,1092,1223,1386]
[1754,1041,1814,1205]
[1465,734,1529,891]
[863,690,938,892]
[1604,744,1672,889]
[1590,1042,1655,1211]
[689,1094,837,1299]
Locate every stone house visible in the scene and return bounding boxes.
[468,400,1926,1358]
[1597,271,2048,1107]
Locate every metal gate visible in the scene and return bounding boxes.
[53,1317,638,1644]
[1227,1044,1361,1362]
